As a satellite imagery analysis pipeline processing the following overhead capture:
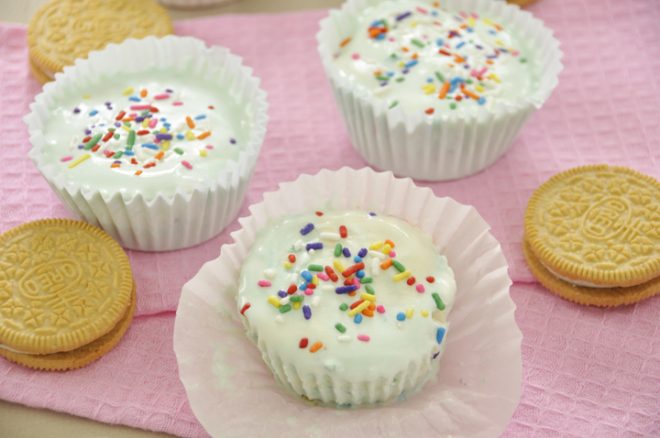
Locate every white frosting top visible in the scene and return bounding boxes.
[39,72,249,199]
[237,211,456,383]
[332,0,537,116]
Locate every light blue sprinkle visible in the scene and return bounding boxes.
[426,77,434,83]
[128,96,141,102]
[386,71,395,77]
[124,150,135,156]
[404,59,418,68]
[477,97,487,106]
[456,41,466,49]
[353,256,362,263]
[436,38,444,47]
[141,143,159,150]
[436,327,446,344]
[356,270,365,279]
[301,271,313,282]
[89,109,98,116]
[299,282,308,291]
[194,114,207,120]
[396,312,406,321]
[354,314,363,324]
[177,133,184,140]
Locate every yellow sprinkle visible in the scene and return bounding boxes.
[398,61,405,68]
[312,275,319,286]
[468,18,476,27]
[267,296,280,308]
[82,94,91,100]
[421,310,429,318]
[489,73,501,83]
[410,21,418,28]
[370,241,384,250]
[185,130,196,141]
[199,149,208,157]
[393,271,411,282]
[141,119,149,128]
[495,39,505,47]
[162,141,171,151]
[406,308,414,319]
[283,261,292,269]
[67,154,91,169]
[422,84,436,95]
[122,125,131,132]
[483,18,494,26]
[361,292,376,302]
[293,301,301,310]
[160,127,167,133]
[475,85,485,93]
[122,87,134,96]
[348,301,370,317]
[333,260,345,273]
[381,244,392,254]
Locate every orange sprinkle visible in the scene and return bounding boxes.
[154,151,165,160]
[363,309,374,317]
[111,163,121,168]
[368,303,376,311]
[309,341,323,353]
[380,259,393,270]
[412,53,419,60]
[438,81,450,99]
[486,60,494,65]
[348,291,356,297]
[384,239,396,248]
[454,55,465,64]
[401,46,409,52]
[340,37,352,48]
[197,131,211,140]
[425,108,435,115]
[369,28,381,38]
[461,84,480,100]
[186,116,195,129]
[131,158,138,165]
[140,89,147,98]
[494,23,503,31]
[135,170,143,176]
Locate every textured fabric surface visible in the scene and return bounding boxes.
[0,0,659,436]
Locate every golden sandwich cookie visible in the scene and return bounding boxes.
[0,219,135,370]
[524,164,660,307]
[507,0,538,7]
[27,0,172,82]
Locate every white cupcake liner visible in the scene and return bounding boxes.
[174,167,521,437]
[317,0,563,181]
[25,36,268,251]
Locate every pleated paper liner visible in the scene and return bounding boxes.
[174,167,522,438]
[25,36,268,251]
[317,0,562,181]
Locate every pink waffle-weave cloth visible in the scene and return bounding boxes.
[0,0,659,436]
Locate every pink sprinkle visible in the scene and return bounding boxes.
[351,53,360,60]
[416,284,426,293]
[304,289,314,296]
[511,50,520,57]
[129,105,151,110]
[149,118,158,129]
[258,280,271,287]
[60,156,73,162]
[172,101,183,106]
[205,145,214,150]
[389,251,396,258]
[153,93,170,100]
[352,278,360,287]
[416,6,428,14]
[181,160,193,170]
[357,334,370,342]
[388,37,396,42]
[376,305,385,314]
[317,272,329,281]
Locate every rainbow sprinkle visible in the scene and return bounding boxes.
[63,85,238,175]
[338,2,529,115]
[240,211,449,355]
